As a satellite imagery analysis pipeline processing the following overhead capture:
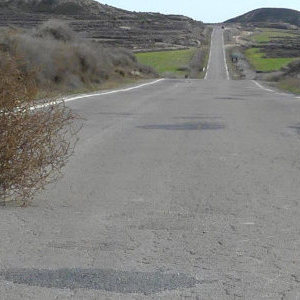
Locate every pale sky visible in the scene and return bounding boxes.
[98,0,300,23]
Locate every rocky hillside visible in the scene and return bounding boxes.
[0,0,129,15]
[225,8,300,27]
[0,0,205,50]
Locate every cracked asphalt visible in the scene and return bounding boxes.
[0,27,300,299]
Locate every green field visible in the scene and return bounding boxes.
[245,48,297,72]
[250,29,298,43]
[136,49,196,75]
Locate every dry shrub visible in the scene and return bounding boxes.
[137,63,158,76]
[0,21,154,91]
[0,26,112,89]
[278,77,300,93]
[0,53,79,205]
[283,59,300,75]
[34,20,75,42]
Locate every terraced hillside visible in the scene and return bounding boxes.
[0,0,205,50]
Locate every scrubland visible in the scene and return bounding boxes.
[0,20,156,95]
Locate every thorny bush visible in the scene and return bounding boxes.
[0,53,79,205]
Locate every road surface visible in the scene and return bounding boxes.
[1,28,300,299]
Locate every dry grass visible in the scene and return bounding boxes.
[0,53,79,205]
[277,78,300,94]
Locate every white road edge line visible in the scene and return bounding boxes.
[252,80,300,98]
[222,32,230,80]
[204,29,214,80]
[64,78,165,103]
[29,79,165,110]
[252,80,275,93]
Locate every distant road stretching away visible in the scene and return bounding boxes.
[1,27,300,299]
[205,28,229,80]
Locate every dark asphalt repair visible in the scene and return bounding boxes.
[215,97,244,101]
[289,124,300,135]
[174,114,221,120]
[94,112,134,116]
[137,122,225,131]
[0,269,199,294]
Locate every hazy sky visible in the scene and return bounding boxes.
[98,0,300,23]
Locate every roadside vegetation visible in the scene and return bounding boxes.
[0,53,80,206]
[277,78,300,94]
[0,21,156,96]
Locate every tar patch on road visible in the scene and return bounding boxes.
[174,114,221,120]
[94,112,134,117]
[215,97,244,101]
[138,122,225,131]
[289,124,300,135]
[0,268,199,294]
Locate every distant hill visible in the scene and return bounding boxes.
[0,0,205,51]
[225,8,300,27]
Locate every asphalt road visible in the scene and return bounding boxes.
[1,28,300,299]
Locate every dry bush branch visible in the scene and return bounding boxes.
[0,53,80,205]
